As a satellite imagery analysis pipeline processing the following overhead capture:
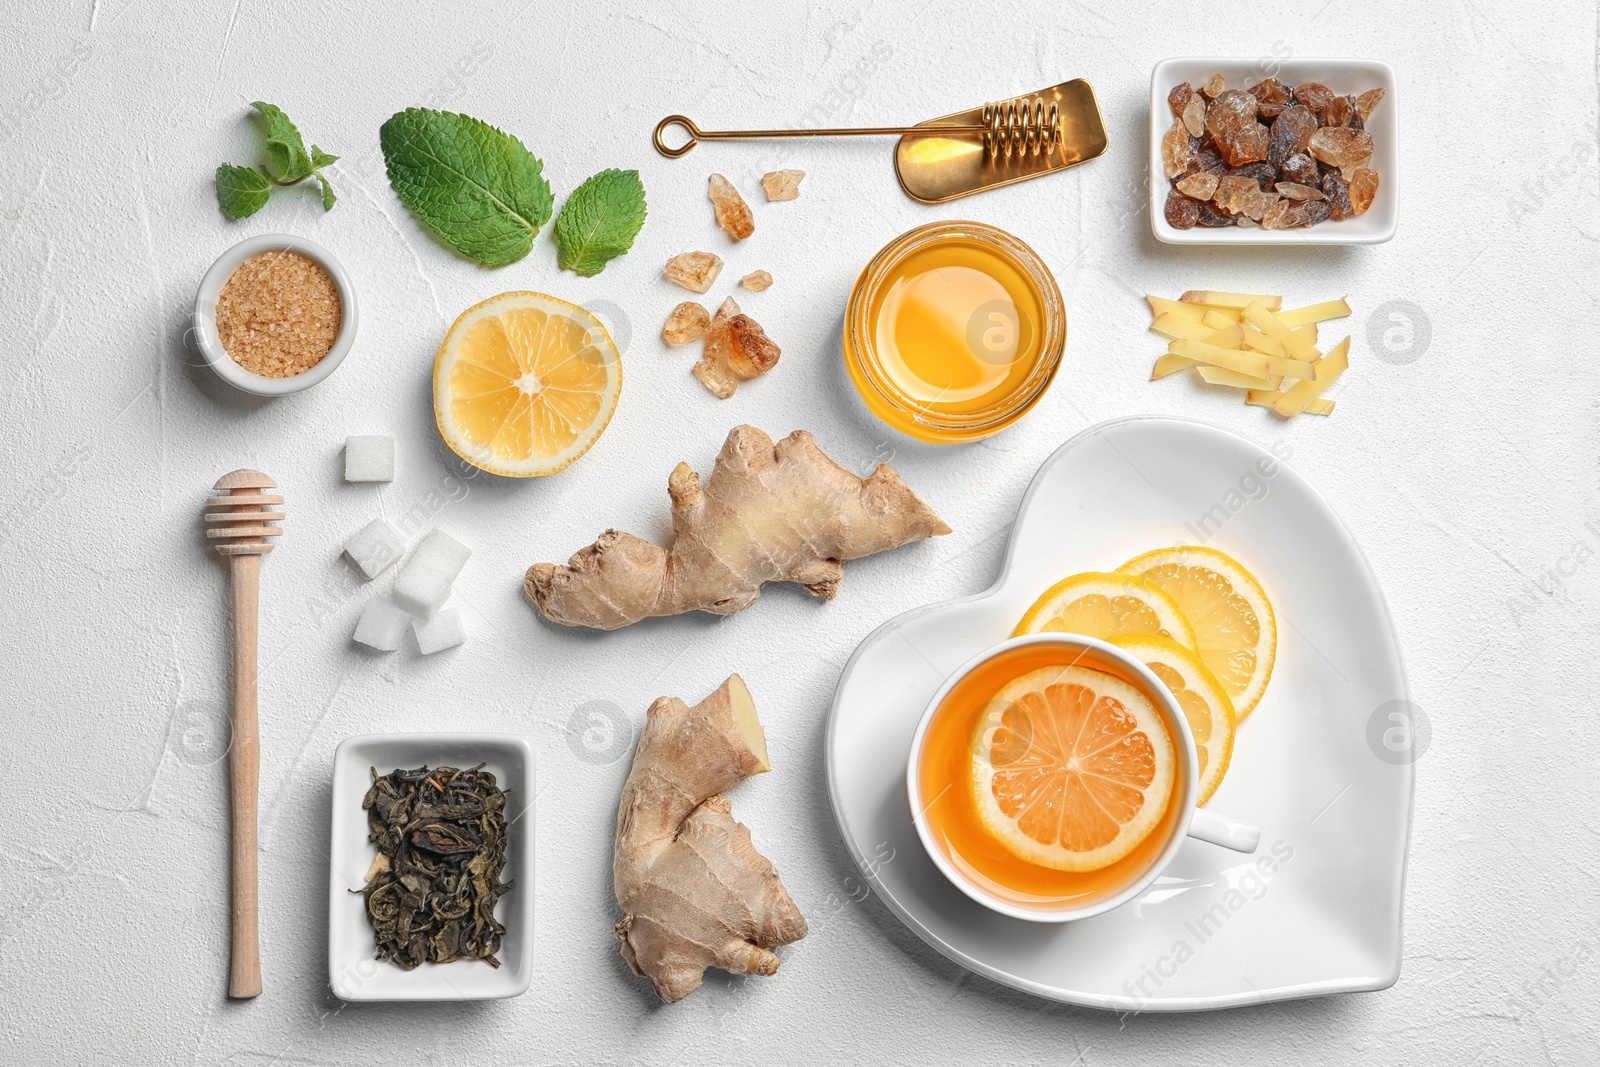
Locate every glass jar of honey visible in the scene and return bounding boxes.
[844,221,1064,443]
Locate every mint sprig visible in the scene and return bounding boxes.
[379,108,552,268]
[214,102,338,219]
[555,169,648,276]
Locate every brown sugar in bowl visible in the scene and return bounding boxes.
[193,234,358,396]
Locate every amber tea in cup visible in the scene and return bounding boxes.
[908,635,1259,922]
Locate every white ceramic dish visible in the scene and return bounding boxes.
[328,733,533,1001]
[192,233,358,395]
[1149,58,1397,245]
[826,416,1413,1011]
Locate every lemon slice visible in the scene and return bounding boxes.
[1109,634,1236,805]
[970,665,1176,872]
[434,291,622,477]
[1117,546,1276,719]
[1012,571,1198,650]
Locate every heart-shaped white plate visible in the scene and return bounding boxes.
[825,416,1413,1011]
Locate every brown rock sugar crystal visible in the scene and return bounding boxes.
[216,250,342,377]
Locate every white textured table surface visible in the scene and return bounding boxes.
[2,2,1597,1063]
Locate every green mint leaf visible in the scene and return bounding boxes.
[555,169,648,277]
[379,108,553,268]
[251,102,312,181]
[316,172,337,211]
[215,164,272,218]
[310,145,338,169]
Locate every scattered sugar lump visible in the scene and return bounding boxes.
[413,608,466,655]
[391,529,470,618]
[344,436,394,483]
[344,518,404,579]
[393,563,451,620]
[409,529,471,581]
[353,599,410,652]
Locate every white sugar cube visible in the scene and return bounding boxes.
[410,528,471,581]
[343,518,404,579]
[344,436,395,483]
[413,607,466,655]
[353,599,410,652]
[393,562,451,620]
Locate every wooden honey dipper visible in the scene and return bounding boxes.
[204,469,284,998]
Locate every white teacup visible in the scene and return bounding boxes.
[906,633,1260,923]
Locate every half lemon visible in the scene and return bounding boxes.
[434,291,622,477]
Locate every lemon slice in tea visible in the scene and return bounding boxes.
[969,664,1176,872]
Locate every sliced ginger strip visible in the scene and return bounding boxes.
[1277,298,1351,328]
[1241,301,1321,362]
[1241,324,1287,357]
[1261,354,1318,381]
[1248,394,1335,415]
[1151,313,1216,341]
[1199,366,1280,389]
[1198,323,1244,348]
[1152,353,1199,379]
[1147,295,1206,321]
[1169,339,1271,379]
[1181,290,1283,311]
[1249,337,1349,417]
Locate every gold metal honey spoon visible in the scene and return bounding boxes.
[653,78,1108,203]
[654,99,1064,159]
[204,469,284,998]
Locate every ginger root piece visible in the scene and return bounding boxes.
[694,297,779,398]
[525,425,950,629]
[613,675,806,1003]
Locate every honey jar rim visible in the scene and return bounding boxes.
[844,220,1066,442]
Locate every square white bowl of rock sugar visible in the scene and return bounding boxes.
[1149,58,1397,245]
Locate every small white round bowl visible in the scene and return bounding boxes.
[192,233,358,396]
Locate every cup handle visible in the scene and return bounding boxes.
[1188,809,1260,854]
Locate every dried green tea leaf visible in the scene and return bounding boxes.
[357,765,511,970]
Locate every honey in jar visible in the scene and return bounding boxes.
[845,221,1064,443]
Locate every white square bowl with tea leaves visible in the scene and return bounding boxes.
[1149,58,1397,245]
[328,733,533,1001]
